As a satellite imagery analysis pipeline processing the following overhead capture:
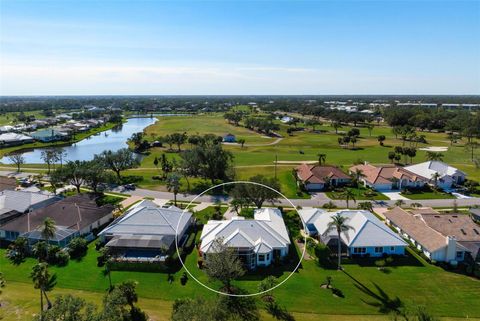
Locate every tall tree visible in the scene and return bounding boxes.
[41,218,56,246]
[317,153,327,166]
[7,154,25,172]
[94,149,140,180]
[324,213,354,270]
[204,238,245,293]
[341,189,356,208]
[166,172,181,206]
[425,151,444,162]
[30,263,57,319]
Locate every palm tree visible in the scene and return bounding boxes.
[41,218,56,244]
[317,153,327,166]
[352,168,365,188]
[341,189,356,208]
[324,213,355,270]
[30,263,56,320]
[357,201,373,212]
[394,200,405,208]
[166,172,181,206]
[431,172,441,190]
[425,151,444,161]
[332,122,341,134]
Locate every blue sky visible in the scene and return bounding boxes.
[0,0,479,95]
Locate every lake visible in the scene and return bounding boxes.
[1,117,158,164]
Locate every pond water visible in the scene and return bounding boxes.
[1,117,158,164]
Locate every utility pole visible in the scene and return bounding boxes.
[274,154,278,179]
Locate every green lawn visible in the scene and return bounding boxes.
[2,239,480,319]
[326,187,389,201]
[193,205,228,223]
[401,191,457,200]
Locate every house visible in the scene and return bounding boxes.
[31,129,70,142]
[471,208,480,222]
[223,133,236,143]
[405,161,466,189]
[200,208,291,269]
[0,133,34,147]
[0,190,60,225]
[280,116,293,123]
[0,194,114,247]
[98,200,193,259]
[0,176,17,192]
[298,208,325,236]
[349,163,427,191]
[296,164,351,191]
[414,208,480,262]
[301,209,407,257]
[0,125,14,133]
[384,207,471,264]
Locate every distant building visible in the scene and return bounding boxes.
[223,133,236,143]
[200,208,291,269]
[0,190,60,225]
[0,133,34,147]
[404,161,466,189]
[296,164,351,191]
[349,163,427,191]
[0,194,114,247]
[31,129,70,142]
[280,116,293,123]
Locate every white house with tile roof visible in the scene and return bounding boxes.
[200,208,290,269]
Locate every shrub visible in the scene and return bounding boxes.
[315,243,332,267]
[54,250,70,266]
[47,246,70,266]
[322,201,337,209]
[68,237,88,259]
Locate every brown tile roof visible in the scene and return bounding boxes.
[420,213,480,242]
[296,164,350,184]
[384,207,447,252]
[349,164,427,185]
[0,176,17,192]
[1,194,114,234]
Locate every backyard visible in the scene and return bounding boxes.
[1,238,480,321]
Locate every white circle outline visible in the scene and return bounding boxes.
[174,181,307,297]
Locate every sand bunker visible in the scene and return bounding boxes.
[419,146,448,152]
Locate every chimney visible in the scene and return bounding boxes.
[445,235,457,264]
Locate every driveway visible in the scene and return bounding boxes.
[382,192,409,201]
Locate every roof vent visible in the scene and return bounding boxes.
[460,228,466,235]
[474,229,479,235]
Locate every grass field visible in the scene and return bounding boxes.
[326,186,389,201]
[2,239,480,320]
[2,112,479,199]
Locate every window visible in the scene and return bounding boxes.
[456,251,463,259]
[258,254,265,261]
[374,247,383,253]
[266,254,270,260]
[353,247,366,254]
[390,246,395,252]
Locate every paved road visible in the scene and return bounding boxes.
[4,170,479,209]
[117,187,480,209]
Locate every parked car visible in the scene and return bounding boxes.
[123,184,136,190]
